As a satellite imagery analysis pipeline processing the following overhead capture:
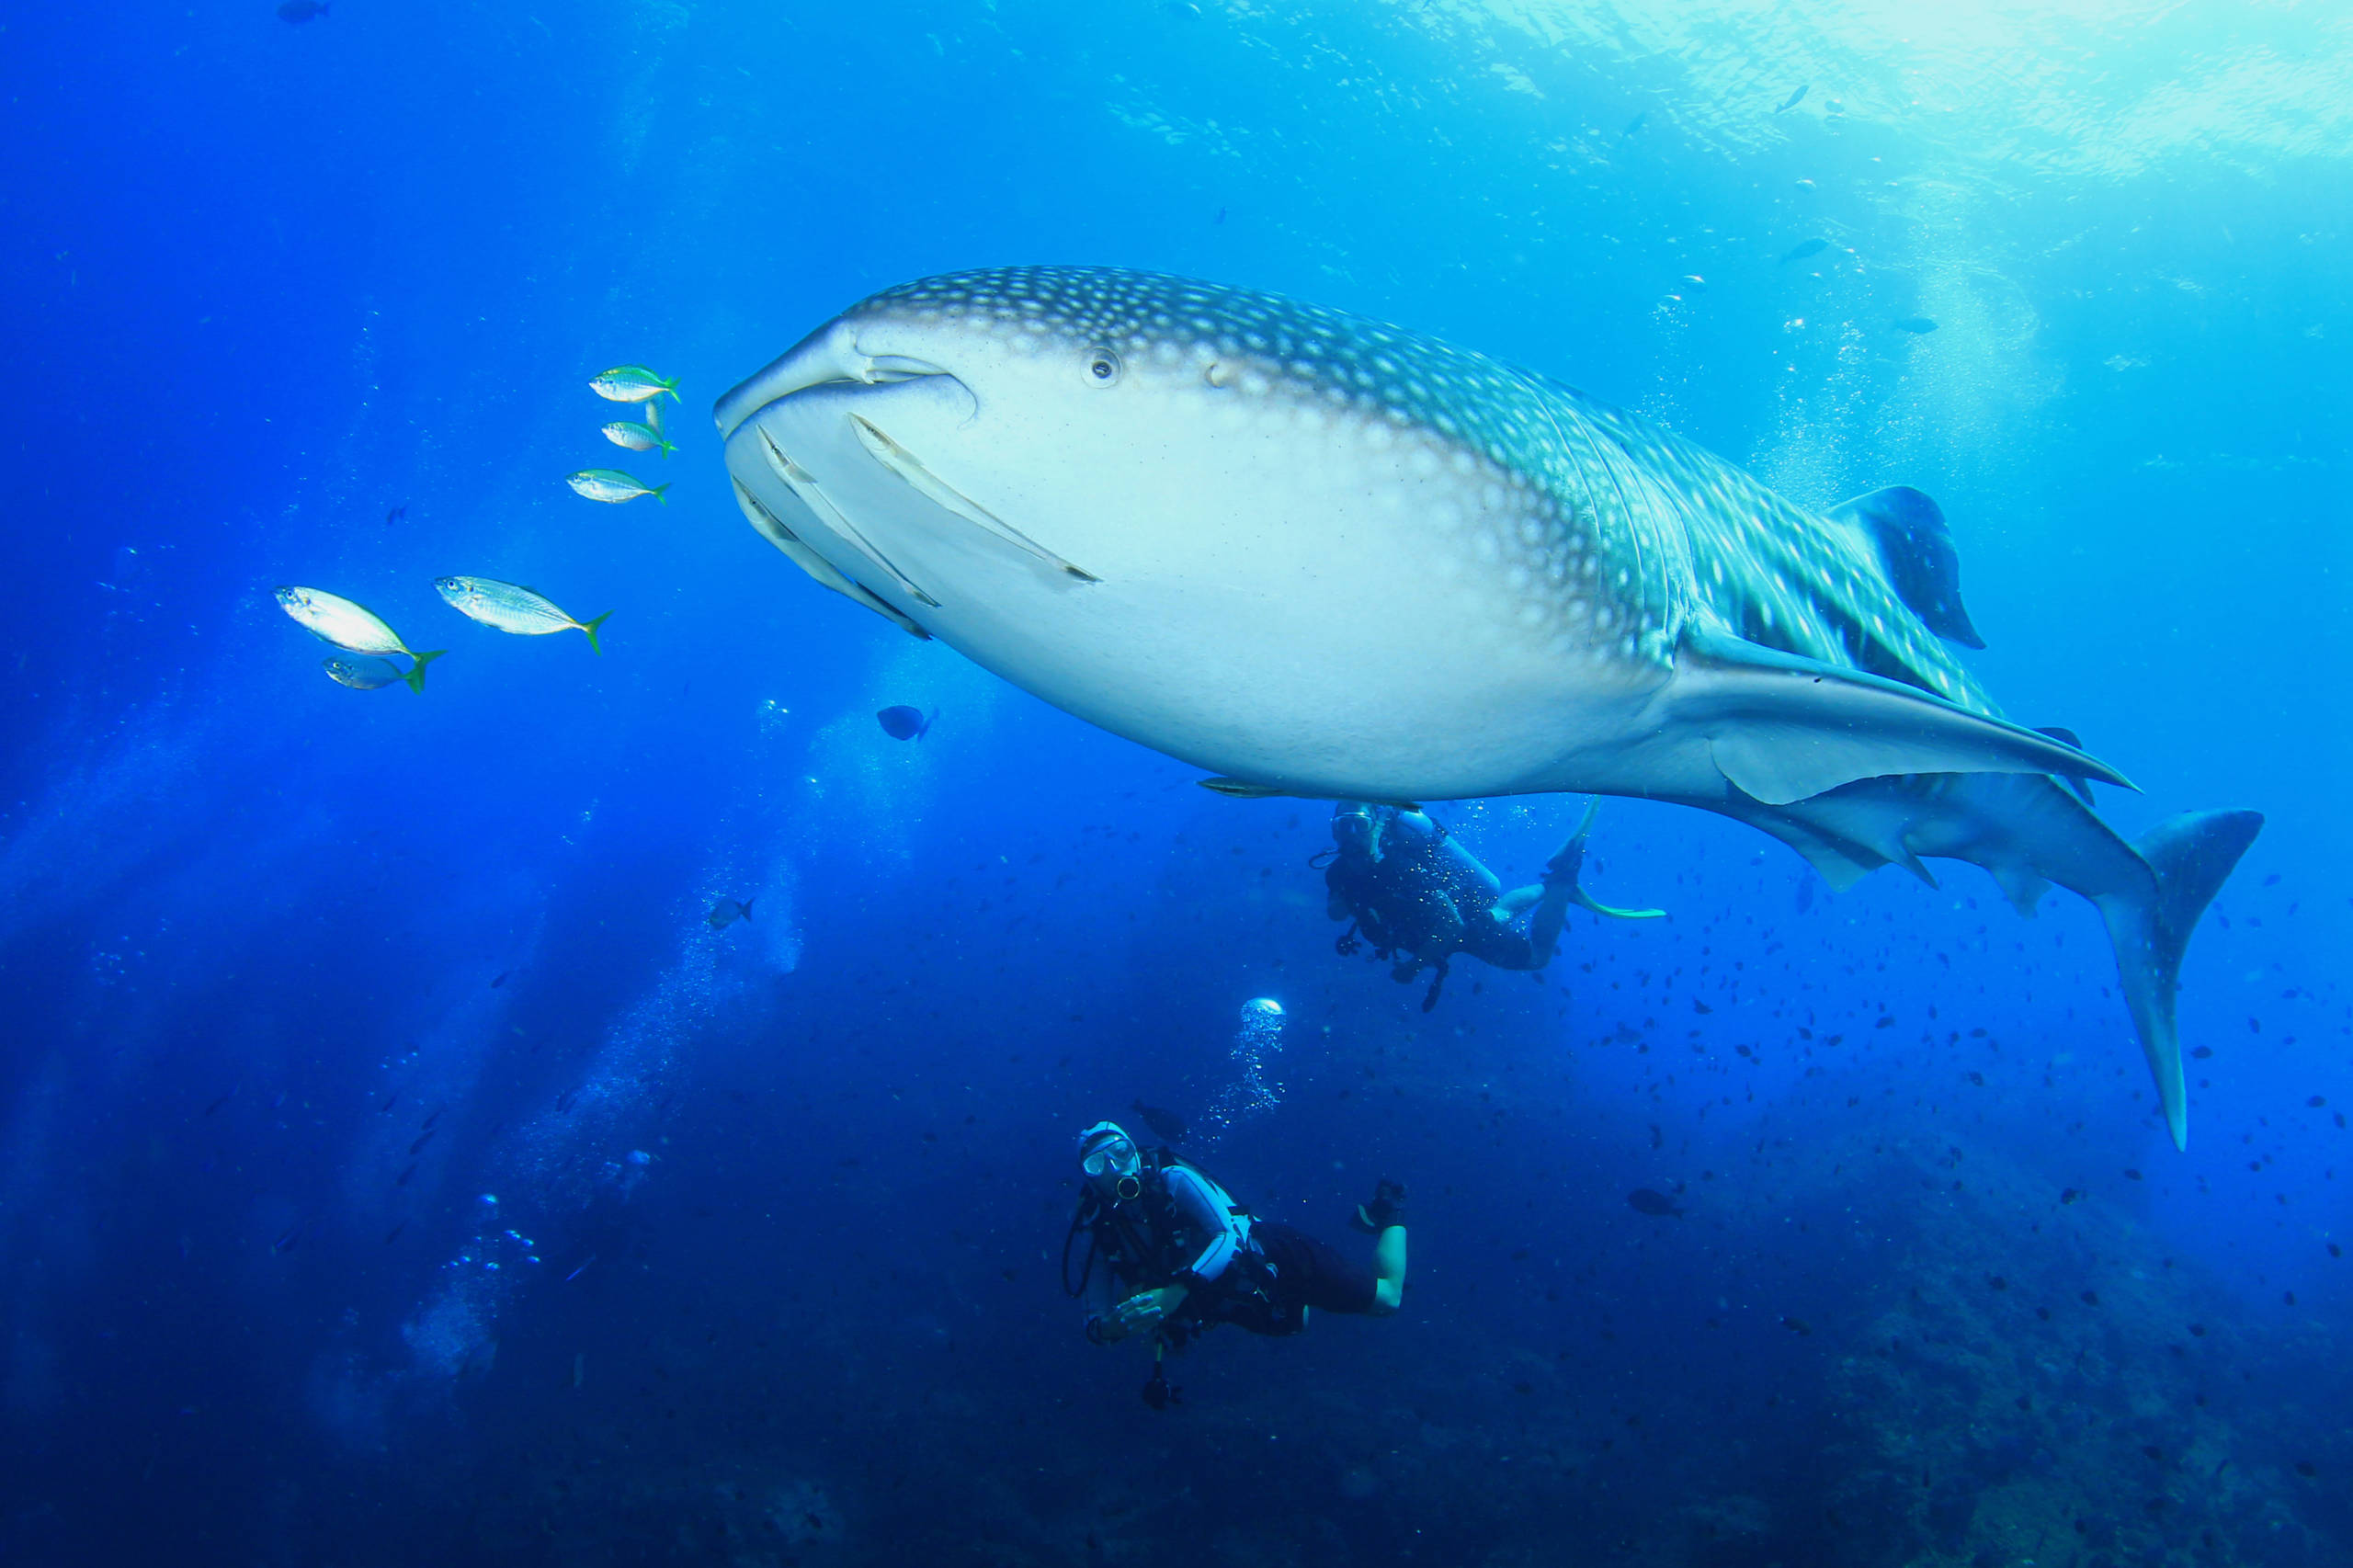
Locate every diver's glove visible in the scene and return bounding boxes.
[1349,1177,1408,1234]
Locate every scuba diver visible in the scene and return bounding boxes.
[1321,797,1664,1010]
[1062,1120,1406,1409]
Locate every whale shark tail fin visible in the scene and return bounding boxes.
[2096,809,2264,1152]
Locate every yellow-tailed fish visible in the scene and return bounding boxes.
[588,364,680,403]
[323,654,407,691]
[435,576,612,654]
[275,586,446,691]
[566,469,668,505]
[600,417,676,458]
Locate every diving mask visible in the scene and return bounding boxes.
[1078,1121,1142,1187]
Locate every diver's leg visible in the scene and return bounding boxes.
[1372,1224,1407,1313]
[1494,884,1543,919]
[1545,797,1667,925]
[1346,1180,1410,1313]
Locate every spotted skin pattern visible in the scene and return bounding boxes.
[848,267,1989,716]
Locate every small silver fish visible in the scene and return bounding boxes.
[588,364,680,403]
[566,469,668,505]
[276,586,446,688]
[323,653,407,691]
[436,576,611,653]
[600,418,676,457]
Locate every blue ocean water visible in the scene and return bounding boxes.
[5,2,2348,1563]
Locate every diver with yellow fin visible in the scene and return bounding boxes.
[1322,798,1662,1010]
[1062,1121,1406,1409]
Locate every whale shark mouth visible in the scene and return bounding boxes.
[712,334,953,439]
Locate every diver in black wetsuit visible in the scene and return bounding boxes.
[1062,1121,1406,1408]
[1323,798,1663,1009]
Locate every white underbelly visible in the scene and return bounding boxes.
[728,390,1663,801]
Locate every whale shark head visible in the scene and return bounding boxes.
[716,267,2118,806]
[714,267,1718,799]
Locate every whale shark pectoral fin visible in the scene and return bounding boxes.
[1677,630,2134,807]
[847,414,1100,584]
[730,479,930,640]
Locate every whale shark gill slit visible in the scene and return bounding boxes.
[847,413,1100,584]
[756,426,940,608]
[729,477,929,640]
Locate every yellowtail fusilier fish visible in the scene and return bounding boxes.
[566,469,668,505]
[323,654,407,691]
[435,576,612,654]
[600,416,676,458]
[274,585,446,691]
[588,364,680,404]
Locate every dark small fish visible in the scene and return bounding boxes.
[394,1163,417,1187]
[1620,111,1647,139]
[2262,872,2280,886]
[2060,1187,2083,1204]
[420,1108,441,1131]
[1774,84,1808,113]
[555,1088,580,1114]
[384,505,406,526]
[383,1221,405,1244]
[2191,1045,2213,1060]
[1627,1187,1683,1218]
[1794,875,1814,914]
[491,970,509,988]
[277,0,328,20]
[2081,1289,2101,1306]
[2124,1168,2143,1181]
[1893,316,1939,334]
[409,1129,436,1156]
[1779,238,1828,264]
[271,1221,306,1255]
[379,1093,398,1112]
[1647,1123,1663,1151]
[1131,1098,1187,1143]
[1214,207,1227,225]
[1781,1315,1813,1335]
[2296,1460,2317,1479]
[707,897,756,929]
[203,1087,236,1116]
[876,704,935,741]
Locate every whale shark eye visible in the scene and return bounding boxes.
[1086,347,1123,385]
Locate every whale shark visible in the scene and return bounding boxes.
[714,266,2260,1148]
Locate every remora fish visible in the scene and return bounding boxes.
[276,586,445,692]
[435,576,612,653]
[713,266,2261,1147]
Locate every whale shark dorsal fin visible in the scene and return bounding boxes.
[1677,630,2133,807]
[1826,485,1986,650]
